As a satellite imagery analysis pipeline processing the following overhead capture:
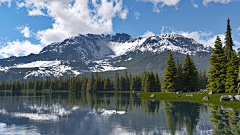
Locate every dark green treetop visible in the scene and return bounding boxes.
[163,52,177,92]
[207,36,227,93]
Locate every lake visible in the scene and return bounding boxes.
[0,92,239,135]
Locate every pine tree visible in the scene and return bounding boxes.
[124,70,130,91]
[144,72,151,92]
[207,36,227,93]
[34,80,39,91]
[86,72,94,91]
[130,76,137,91]
[104,77,111,91]
[113,71,120,91]
[163,52,177,92]
[225,52,239,93]
[182,54,199,92]
[155,73,160,92]
[224,17,234,61]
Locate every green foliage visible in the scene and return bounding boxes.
[225,52,239,93]
[224,18,234,61]
[182,54,199,92]
[163,52,177,92]
[207,36,227,93]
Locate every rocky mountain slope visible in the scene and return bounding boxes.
[0,33,212,81]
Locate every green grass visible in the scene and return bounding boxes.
[138,92,240,110]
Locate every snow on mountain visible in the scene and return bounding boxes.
[0,33,212,80]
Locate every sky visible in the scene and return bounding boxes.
[0,0,240,58]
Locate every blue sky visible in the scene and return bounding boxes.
[0,0,240,58]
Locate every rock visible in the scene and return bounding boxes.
[234,95,240,100]
[186,95,193,97]
[202,96,209,101]
[208,91,213,94]
[220,95,230,101]
[176,91,183,94]
[228,95,236,101]
[220,95,236,101]
[150,94,155,97]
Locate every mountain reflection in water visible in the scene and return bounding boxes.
[0,92,239,135]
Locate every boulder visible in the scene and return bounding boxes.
[150,94,155,97]
[208,91,213,94]
[228,95,236,101]
[234,95,240,101]
[176,91,183,94]
[220,96,229,101]
[202,96,209,101]
[220,95,236,101]
[186,95,193,97]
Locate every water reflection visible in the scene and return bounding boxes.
[0,92,238,134]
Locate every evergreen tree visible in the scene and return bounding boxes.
[225,52,239,93]
[224,18,234,61]
[144,72,151,92]
[130,76,137,91]
[182,54,199,92]
[124,70,130,91]
[207,36,227,93]
[34,80,39,91]
[86,72,94,91]
[113,71,120,91]
[155,73,160,92]
[104,77,111,91]
[163,52,177,92]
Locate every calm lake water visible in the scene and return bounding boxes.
[0,92,239,135]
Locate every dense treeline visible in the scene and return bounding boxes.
[0,66,208,92]
[0,70,162,92]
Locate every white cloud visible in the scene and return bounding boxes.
[191,0,199,8]
[237,26,240,31]
[140,31,155,38]
[234,41,240,47]
[0,40,43,58]
[139,0,181,13]
[16,26,32,38]
[17,0,128,45]
[0,0,11,7]
[133,11,140,20]
[202,0,238,6]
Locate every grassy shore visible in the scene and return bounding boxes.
[138,92,240,110]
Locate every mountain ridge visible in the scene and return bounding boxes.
[0,33,212,81]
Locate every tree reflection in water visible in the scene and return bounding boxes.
[208,104,240,135]
[1,91,239,135]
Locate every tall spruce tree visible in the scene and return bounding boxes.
[207,36,227,93]
[224,18,234,61]
[163,52,177,92]
[225,51,239,93]
[113,71,120,91]
[182,53,199,92]
[86,72,94,91]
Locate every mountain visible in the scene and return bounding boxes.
[0,33,212,81]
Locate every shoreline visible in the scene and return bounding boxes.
[137,92,240,110]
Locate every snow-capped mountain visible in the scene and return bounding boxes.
[0,33,212,81]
